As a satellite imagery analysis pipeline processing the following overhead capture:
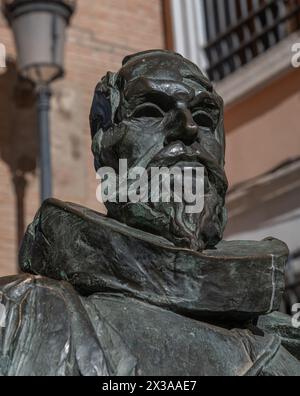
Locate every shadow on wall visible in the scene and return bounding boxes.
[0,60,38,249]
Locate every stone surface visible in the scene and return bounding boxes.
[20,198,287,321]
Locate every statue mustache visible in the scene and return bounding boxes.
[146,141,228,196]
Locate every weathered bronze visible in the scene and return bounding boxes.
[0,50,299,376]
[91,50,228,251]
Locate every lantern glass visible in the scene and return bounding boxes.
[11,10,66,84]
[3,0,76,85]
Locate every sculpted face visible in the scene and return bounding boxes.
[91,50,228,251]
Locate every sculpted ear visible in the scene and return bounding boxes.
[89,72,120,138]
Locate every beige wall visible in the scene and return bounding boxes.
[0,0,165,277]
[225,69,300,187]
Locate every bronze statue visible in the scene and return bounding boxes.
[91,50,227,252]
[0,50,299,376]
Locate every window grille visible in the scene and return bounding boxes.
[202,0,300,81]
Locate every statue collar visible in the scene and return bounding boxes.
[20,198,288,323]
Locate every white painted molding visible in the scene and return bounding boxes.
[169,3,300,106]
[215,32,300,106]
[170,0,208,72]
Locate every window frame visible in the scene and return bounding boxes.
[169,0,299,105]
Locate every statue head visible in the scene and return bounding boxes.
[90,50,228,251]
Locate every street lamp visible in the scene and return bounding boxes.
[3,0,76,202]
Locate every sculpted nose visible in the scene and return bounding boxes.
[164,107,199,146]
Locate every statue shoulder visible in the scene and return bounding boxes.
[0,274,134,376]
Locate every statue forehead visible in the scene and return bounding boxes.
[119,52,212,91]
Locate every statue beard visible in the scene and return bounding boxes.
[147,170,226,251]
[107,167,227,252]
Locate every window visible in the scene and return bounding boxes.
[170,0,300,82]
[204,0,300,81]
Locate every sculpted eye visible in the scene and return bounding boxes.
[192,110,215,131]
[131,103,165,118]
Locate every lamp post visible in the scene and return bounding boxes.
[3,0,76,202]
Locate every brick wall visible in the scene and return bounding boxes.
[0,0,165,276]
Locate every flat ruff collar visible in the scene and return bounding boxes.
[20,199,288,322]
